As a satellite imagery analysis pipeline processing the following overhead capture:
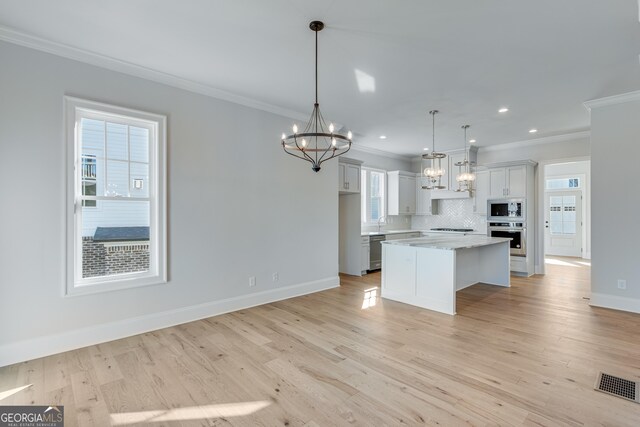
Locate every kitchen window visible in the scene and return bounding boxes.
[361,167,386,224]
[65,97,167,296]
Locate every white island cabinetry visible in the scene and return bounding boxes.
[382,235,511,315]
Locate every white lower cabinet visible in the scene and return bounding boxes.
[361,237,370,273]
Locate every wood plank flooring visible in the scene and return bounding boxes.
[2,257,640,426]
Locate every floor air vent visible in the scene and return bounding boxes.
[595,372,640,403]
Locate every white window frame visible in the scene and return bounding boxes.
[65,96,167,296]
[361,167,386,225]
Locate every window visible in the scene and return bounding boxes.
[546,177,581,190]
[65,97,166,296]
[361,168,386,224]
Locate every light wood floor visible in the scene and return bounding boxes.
[2,257,640,426]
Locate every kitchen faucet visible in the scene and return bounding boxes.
[377,216,386,233]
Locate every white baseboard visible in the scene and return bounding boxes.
[0,276,339,367]
[590,292,640,314]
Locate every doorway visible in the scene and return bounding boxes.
[545,191,582,257]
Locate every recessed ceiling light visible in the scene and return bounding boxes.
[529,128,538,133]
[379,135,387,140]
[469,139,476,143]
[498,107,509,113]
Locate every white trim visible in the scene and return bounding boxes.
[584,90,640,110]
[0,276,339,367]
[349,143,413,161]
[479,131,591,153]
[0,25,308,122]
[65,96,167,296]
[590,292,640,314]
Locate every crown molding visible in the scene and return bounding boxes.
[479,130,591,153]
[348,143,414,161]
[0,25,309,122]
[584,90,640,111]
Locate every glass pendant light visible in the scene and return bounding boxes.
[455,124,475,194]
[421,110,447,190]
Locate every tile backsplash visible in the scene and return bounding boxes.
[411,199,487,234]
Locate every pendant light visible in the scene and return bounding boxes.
[422,110,447,189]
[455,124,475,194]
[281,21,352,172]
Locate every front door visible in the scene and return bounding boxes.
[545,191,582,257]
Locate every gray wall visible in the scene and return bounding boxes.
[0,41,338,359]
[477,136,590,164]
[590,97,640,311]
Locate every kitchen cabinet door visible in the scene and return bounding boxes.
[338,163,346,192]
[399,175,416,214]
[489,168,507,198]
[361,243,370,273]
[473,170,489,215]
[388,171,416,215]
[506,166,526,197]
[338,162,361,193]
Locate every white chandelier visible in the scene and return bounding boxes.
[455,124,475,194]
[422,110,447,190]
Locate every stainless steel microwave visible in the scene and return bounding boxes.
[487,198,525,221]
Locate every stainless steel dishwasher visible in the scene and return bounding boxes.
[369,235,385,270]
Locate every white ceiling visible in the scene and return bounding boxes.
[1,0,639,155]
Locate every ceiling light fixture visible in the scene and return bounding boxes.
[379,135,387,140]
[281,21,352,172]
[529,128,538,133]
[421,110,447,190]
[455,125,475,194]
[498,107,509,113]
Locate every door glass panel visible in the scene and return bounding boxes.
[563,221,576,235]
[548,194,577,235]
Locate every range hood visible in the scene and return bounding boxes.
[429,190,471,200]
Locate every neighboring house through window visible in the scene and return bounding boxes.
[65,97,166,295]
[361,167,386,224]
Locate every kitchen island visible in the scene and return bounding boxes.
[381,235,511,315]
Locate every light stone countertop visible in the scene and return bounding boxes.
[382,235,512,250]
[361,229,421,236]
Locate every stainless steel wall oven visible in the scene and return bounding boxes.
[488,222,526,257]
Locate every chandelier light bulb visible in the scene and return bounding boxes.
[347,131,353,140]
[332,138,337,146]
[301,139,307,147]
[281,133,286,140]
[292,124,298,133]
[329,123,335,133]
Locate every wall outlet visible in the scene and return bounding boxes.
[617,279,627,290]
[272,272,279,282]
[249,276,256,287]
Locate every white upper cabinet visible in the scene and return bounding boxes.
[338,160,361,193]
[506,166,526,197]
[473,170,489,215]
[388,171,416,215]
[487,165,526,198]
[415,174,438,215]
